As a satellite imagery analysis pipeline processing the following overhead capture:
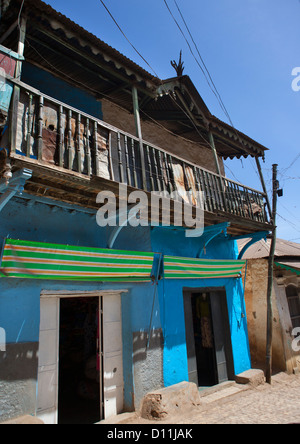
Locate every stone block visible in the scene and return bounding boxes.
[140,381,201,421]
[235,369,265,387]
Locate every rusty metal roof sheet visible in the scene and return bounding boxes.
[2,0,269,160]
[237,238,300,259]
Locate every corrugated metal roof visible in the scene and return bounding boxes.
[237,238,300,259]
[276,260,300,271]
[23,0,160,86]
[2,0,269,160]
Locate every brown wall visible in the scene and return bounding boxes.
[101,99,225,175]
[243,259,287,372]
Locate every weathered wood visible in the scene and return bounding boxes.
[67,109,73,169]
[132,86,147,190]
[58,105,64,168]
[124,136,131,186]
[130,138,138,188]
[152,148,161,192]
[108,131,114,181]
[76,113,82,174]
[7,81,271,230]
[9,18,27,155]
[93,121,99,176]
[26,94,33,158]
[37,96,44,161]
[85,117,91,176]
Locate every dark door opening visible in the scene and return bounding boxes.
[184,289,234,388]
[58,297,102,424]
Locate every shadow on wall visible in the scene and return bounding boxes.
[0,342,39,381]
[0,343,39,422]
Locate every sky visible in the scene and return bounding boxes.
[44,0,300,242]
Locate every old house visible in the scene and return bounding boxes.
[238,238,300,375]
[0,0,273,424]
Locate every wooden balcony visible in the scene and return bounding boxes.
[2,78,272,236]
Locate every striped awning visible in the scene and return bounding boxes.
[0,239,155,282]
[164,255,246,279]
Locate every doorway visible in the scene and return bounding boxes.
[58,297,101,424]
[184,289,234,388]
[37,290,125,424]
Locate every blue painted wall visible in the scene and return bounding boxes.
[21,62,103,120]
[0,197,155,412]
[150,226,251,387]
[0,198,251,416]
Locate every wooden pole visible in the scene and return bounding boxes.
[9,15,27,154]
[208,130,228,210]
[208,130,222,177]
[266,164,278,384]
[255,157,272,220]
[132,86,147,190]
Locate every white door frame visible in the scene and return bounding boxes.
[37,290,127,424]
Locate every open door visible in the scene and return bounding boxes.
[184,289,234,387]
[210,290,235,384]
[58,297,101,424]
[37,291,125,424]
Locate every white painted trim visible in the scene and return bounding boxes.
[37,290,126,424]
[40,290,128,298]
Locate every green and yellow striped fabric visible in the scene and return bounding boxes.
[164,255,246,279]
[0,239,155,282]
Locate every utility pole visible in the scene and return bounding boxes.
[266,164,279,384]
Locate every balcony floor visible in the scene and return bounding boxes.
[9,154,273,237]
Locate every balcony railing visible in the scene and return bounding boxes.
[3,79,269,225]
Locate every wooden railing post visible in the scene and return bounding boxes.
[132,86,147,190]
[9,16,27,154]
[37,95,44,161]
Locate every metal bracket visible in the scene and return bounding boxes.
[107,204,138,249]
[0,168,32,213]
[196,222,230,258]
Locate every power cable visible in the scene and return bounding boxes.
[163,0,231,124]
[22,1,264,191]
[99,0,160,79]
[163,0,262,184]
[172,0,234,128]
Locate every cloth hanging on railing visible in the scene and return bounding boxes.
[164,255,246,279]
[0,239,246,282]
[0,239,155,282]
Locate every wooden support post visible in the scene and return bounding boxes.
[208,130,222,177]
[9,16,27,154]
[266,164,278,385]
[58,105,64,167]
[208,130,227,210]
[132,86,147,190]
[255,157,272,220]
[37,95,44,161]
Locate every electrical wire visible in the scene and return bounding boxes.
[99,0,160,79]
[11,0,267,193]
[163,0,262,183]
[279,152,300,178]
[172,0,234,128]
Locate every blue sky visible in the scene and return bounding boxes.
[45,0,300,241]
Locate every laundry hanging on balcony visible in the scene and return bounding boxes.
[164,255,246,279]
[0,239,155,282]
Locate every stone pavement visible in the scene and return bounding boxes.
[102,372,300,425]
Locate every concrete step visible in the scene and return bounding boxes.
[198,380,236,398]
